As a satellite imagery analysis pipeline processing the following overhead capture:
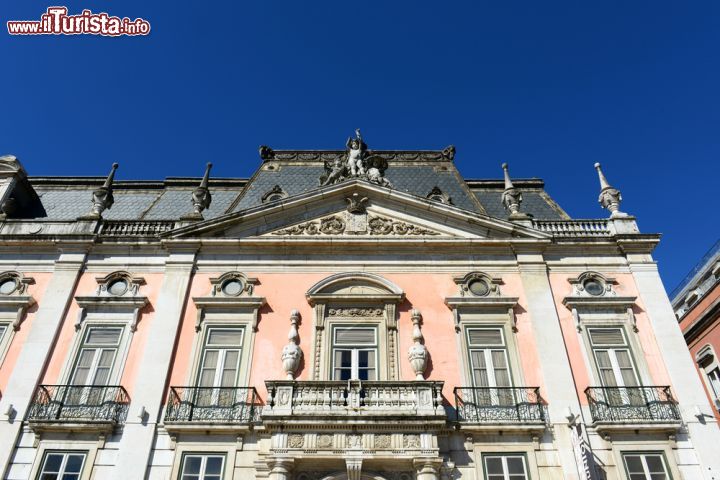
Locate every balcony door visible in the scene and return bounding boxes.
[588,327,642,406]
[466,327,513,405]
[331,326,378,381]
[195,327,244,407]
[70,326,123,386]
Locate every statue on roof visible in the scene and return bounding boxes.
[346,128,367,176]
[318,130,393,188]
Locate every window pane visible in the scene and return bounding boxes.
[205,456,224,474]
[485,457,503,474]
[97,349,116,368]
[335,328,375,345]
[468,328,503,346]
[40,475,59,480]
[645,455,665,473]
[71,350,94,384]
[589,328,625,346]
[507,457,525,474]
[207,329,243,346]
[42,454,63,473]
[335,350,352,368]
[86,327,122,345]
[61,475,79,480]
[358,350,369,368]
[182,456,202,475]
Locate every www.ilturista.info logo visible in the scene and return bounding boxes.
[7,7,150,36]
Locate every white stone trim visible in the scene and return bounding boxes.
[27,439,101,480]
[169,442,238,480]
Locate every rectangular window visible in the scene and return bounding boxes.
[622,453,671,480]
[197,327,244,388]
[37,451,87,480]
[483,454,529,480]
[588,328,639,388]
[180,454,225,480]
[466,327,512,388]
[332,326,377,380]
[707,367,720,400]
[70,326,123,386]
[195,327,244,408]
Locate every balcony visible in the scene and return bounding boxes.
[263,380,446,426]
[454,387,546,434]
[27,385,129,434]
[585,386,682,434]
[163,386,260,433]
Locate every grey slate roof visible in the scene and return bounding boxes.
[19,150,569,221]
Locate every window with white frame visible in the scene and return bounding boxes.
[466,327,512,388]
[483,454,529,480]
[622,453,671,480]
[331,326,377,380]
[37,451,87,480]
[197,327,244,388]
[70,326,124,386]
[179,454,225,480]
[588,327,639,388]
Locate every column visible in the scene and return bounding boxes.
[0,247,88,476]
[628,258,720,478]
[413,457,442,480]
[268,458,294,480]
[112,247,197,480]
[516,251,584,480]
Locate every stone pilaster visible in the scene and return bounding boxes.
[0,246,88,477]
[627,256,720,479]
[268,457,294,480]
[515,250,584,480]
[111,246,198,480]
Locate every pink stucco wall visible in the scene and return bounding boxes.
[167,272,546,403]
[40,272,163,395]
[0,272,52,392]
[548,272,672,404]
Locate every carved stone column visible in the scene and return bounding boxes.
[414,458,442,480]
[268,458,294,480]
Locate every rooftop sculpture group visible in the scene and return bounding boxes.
[320,129,393,188]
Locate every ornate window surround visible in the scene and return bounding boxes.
[74,271,149,332]
[562,272,651,387]
[60,271,149,385]
[562,272,638,333]
[0,271,35,366]
[306,272,404,381]
[0,270,36,331]
[186,272,265,387]
[28,442,99,480]
[445,272,523,387]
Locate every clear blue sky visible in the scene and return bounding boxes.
[2,1,719,293]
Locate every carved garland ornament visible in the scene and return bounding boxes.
[367,216,440,236]
[272,215,441,236]
[327,307,384,317]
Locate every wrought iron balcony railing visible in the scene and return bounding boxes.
[264,380,445,420]
[585,386,681,424]
[164,386,260,424]
[27,385,129,424]
[454,387,545,424]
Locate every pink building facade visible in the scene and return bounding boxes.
[0,140,718,480]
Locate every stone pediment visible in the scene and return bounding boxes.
[163,180,550,241]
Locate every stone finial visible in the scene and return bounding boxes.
[500,163,527,219]
[191,162,213,216]
[259,145,274,160]
[408,309,428,380]
[594,163,627,218]
[89,163,118,218]
[281,309,303,380]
